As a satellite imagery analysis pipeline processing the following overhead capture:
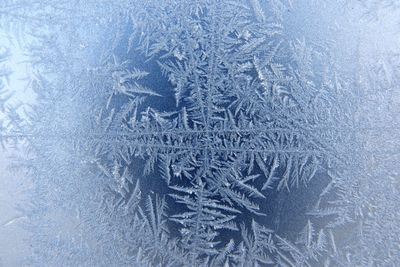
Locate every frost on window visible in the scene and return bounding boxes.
[0,0,399,266]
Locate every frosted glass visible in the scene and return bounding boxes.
[0,1,399,266]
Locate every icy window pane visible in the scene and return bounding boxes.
[0,1,399,266]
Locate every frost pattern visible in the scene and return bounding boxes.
[0,0,399,266]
